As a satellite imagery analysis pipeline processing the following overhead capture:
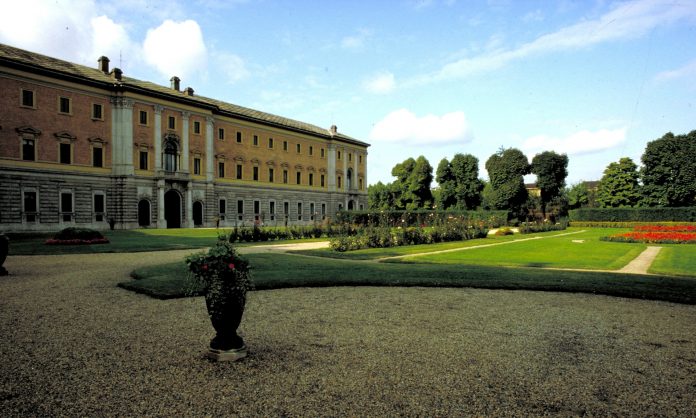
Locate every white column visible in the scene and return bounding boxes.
[158,179,165,227]
[154,105,163,171]
[205,116,215,182]
[186,182,193,228]
[353,150,359,192]
[182,111,190,173]
[342,148,348,192]
[110,97,134,176]
[327,143,336,192]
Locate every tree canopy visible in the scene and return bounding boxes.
[436,153,483,210]
[596,157,642,208]
[531,151,569,217]
[485,148,530,215]
[641,130,696,207]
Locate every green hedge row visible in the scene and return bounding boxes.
[569,207,696,222]
[335,210,507,228]
[570,221,696,228]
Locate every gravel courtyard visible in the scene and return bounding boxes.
[1,251,695,416]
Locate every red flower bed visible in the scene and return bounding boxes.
[45,238,110,245]
[603,225,696,244]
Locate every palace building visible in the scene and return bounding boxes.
[0,43,369,231]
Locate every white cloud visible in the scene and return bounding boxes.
[654,58,696,82]
[90,15,141,69]
[522,127,627,156]
[143,20,208,81]
[216,52,249,84]
[369,109,471,145]
[522,9,544,23]
[363,72,396,94]
[409,0,696,85]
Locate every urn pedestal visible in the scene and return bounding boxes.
[0,234,8,276]
[204,286,247,362]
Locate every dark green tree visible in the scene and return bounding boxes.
[641,130,696,207]
[368,181,395,211]
[530,151,569,218]
[485,148,530,217]
[566,182,589,210]
[390,156,434,210]
[596,157,642,207]
[450,153,484,210]
[435,158,456,210]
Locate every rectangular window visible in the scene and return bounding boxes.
[22,139,35,161]
[309,146,313,156]
[168,116,175,129]
[92,146,103,168]
[193,158,201,175]
[321,148,325,158]
[94,194,105,222]
[254,200,260,215]
[21,89,34,107]
[310,203,315,221]
[268,137,274,148]
[359,155,363,164]
[59,96,71,114]
[193,121,201,134]
[218,161,225,178]
[236,131,242,143]
[338,151,342,160]
[283,141,288,151]
[283,201,289,217]
[349,153,352,162]
[219,199,226,214]
[320,174,325,188]
[237,200,244,221]
[296,172,301,185]
[139,151,148,170]
[60,192,73,222]
[236,164,243,180]
[338,176,342,189]
[92,103,103,120]
[283,170,288,184]
[309,173,314,186]
[253,166,259,181]
[139,110,148,125]
[24,191,37,222]
[59,143,71,164]
[321,203,326,219]
[269,168,274,183]
[359,179,364,190]
[253,135,259,146]
[270,201,275,220]
[296,143,301,153]
[297,202,303,221]
[218,128,225,140]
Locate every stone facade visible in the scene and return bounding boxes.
[0,44,368,231]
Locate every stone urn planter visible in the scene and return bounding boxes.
[186,237,251,361]
[0,233,8,276]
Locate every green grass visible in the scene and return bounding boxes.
[649,245,696,276]
[119,252,696,304]
[7,228,324,255]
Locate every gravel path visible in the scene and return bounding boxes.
[1,251,695,416]
[618,246,662,274]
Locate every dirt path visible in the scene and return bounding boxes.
[618,246,662,274]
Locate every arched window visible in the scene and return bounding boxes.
[164,139,178,172]
[347,168,353,190]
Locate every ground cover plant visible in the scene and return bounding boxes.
[120,251,696,304]
[601,224,696,244]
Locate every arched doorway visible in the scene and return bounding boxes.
[348,200,355,210]
[164,190,181,228]
[193,201,203,227]
[138,199,151,226]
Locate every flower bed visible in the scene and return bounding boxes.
[45,238,110,245]
[44,227,109,245]
[601,225,696,244]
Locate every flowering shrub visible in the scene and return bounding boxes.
[519,220,568,234]
[601,225,696,244]
[185,237,252,296]
[45,227,109,245]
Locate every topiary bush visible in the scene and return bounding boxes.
[45,227,109,245]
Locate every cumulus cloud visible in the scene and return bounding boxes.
[408,0,696,85]
[369,109,471,145]
[143,20,208,81]
[90,15,141,67]
[363,72,396,94]
[522,127,627,156]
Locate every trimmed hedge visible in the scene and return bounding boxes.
[569,207,696,222]
[571,221,696,228]
[335,210,507,228]
[519,219,568,234]
[228,225,348,243]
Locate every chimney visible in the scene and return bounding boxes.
[98,56,110,73]
[329,125,338,136]
[110,68,122,81]
[170,76,180,91]
[184,87,194,96]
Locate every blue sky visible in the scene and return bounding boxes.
[2,0,695,187]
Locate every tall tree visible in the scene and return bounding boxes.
[641,130,696,207]
[596,157,642,207]
[530,151,569,218]
[450,153,484,210]
[435,158,456,210]
[390,156,434,210]
[368,181,395,211]
[566,182,589,210]
[485,148,530,216]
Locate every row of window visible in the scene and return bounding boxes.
[20,89,104,120]
[22,190,106,223]
[217,199,329,222]
[22,138,105,167]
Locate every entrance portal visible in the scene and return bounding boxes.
[138,199,151,226]
[164,190,181,228]
[193,201,203,226]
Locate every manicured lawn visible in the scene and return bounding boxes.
[649,245,696,277]
[400,228,646,270]
[120,252,696,304]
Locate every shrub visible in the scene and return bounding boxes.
[569,207,696,222]
[45,227,109,245]
[495,227,514,236]
[335,210,507,228]
[519,219,568,234]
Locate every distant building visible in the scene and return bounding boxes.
[0,43,368,231]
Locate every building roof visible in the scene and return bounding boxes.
[0,43,368,147]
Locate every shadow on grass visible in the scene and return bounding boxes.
[119,253,696,305]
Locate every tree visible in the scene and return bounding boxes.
[566,182,589,210]
[641,130,696,207]
[596,157,642,207]
[530,151,569,218]
[450,153,484,210]
[390,156,434,210]
[435,158,456,210]
[485,148,530,217]
[368,181,395,211]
